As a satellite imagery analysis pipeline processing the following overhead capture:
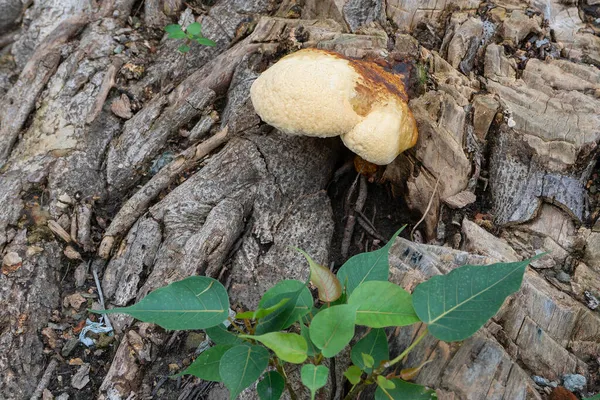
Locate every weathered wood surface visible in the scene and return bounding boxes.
[1,0,599,399]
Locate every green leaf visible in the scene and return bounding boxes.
[300,324,319,357]
[236,298,289,320]
[337,227,404,295]
[178,44,190,53]
[351,328,389,373]
[374,379,437,399]
[377,375,396,389]
[295,248,342,302]
[164,24,183,34]
[240,332,307,364]
[95,276,228,330]
[178,344,232,381]
[220,345,269,400]
[195,37,217,46]
[257,371,285,400]
[584,395,600,400]
[348,281,419,328]
[344,365,362,385]
[168,31,186,39]
[301,364,329,400]
[301,306,319,325]
[186,22,202,35]
[412,259,532,342]
[205,324,242,345]
[361,353,374,369]
[309,304,356,357]
[255,280,313,335]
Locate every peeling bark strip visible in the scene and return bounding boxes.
[0,14,88,165]
[86,58,124,124]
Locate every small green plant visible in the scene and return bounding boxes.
[164,22,216,53]
[95,228,536,399]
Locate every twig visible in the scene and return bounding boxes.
[98,126,229,258]
[275,361,298,400]
[29,358,58,400]
[356,214,386,242]
[344,173,360,212]
[92,265,113,331]
[410,175,440,241]
[382,328,428,369]
[86,58,123,124]
[341,175,368,258]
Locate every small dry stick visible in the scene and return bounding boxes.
[410,175,440,241]
[356,214,386,242]
[86,58,123,124]
[341,175,368,259]
[98,126,230,258]
[29,358,58,400]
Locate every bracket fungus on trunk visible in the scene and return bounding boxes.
[250,48,418,165]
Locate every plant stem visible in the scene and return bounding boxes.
[343,328,429,400]
[382,328,428,369]
[343,380,370,400]
[275,360,298,400]
[227,317,246,335]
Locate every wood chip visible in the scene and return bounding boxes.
[48,220,71,243]
[71,363,90,390]
[111,94,133,119]
[64,246,82,260]
[444,190,477,209]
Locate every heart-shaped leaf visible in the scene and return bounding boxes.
[300,324,319,357]
[337,227,404,295]
[240,332,307,364]
[196,37,216,46]
[348,281,419,328]
[236,298,289,320]
[255,280,312,335]
[186,22,202,35]
[309,304,356,357]
[301,364,329,400]
[257,371,285,400]
[295,248,341,302]
[164,24,183,34]
[205,324,242,345]
[362,353,374,369]
[412,258,532,341]
[351,328,389,373]
[374,379,437,399]
[220,345,269,400]
[377,375,396,389]
[177,344,232,381]
[95,276,229,330]
[178,44,190,53]
[344,365,362,385]
[168,31,186,39]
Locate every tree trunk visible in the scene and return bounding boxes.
[1,0,599,399]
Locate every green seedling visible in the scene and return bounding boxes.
[164,22,216,53]
[94,227,537,399]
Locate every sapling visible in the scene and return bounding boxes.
[94,227,537,399]
[164,22,216,53]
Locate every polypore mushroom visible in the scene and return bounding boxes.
[250,48,418,165]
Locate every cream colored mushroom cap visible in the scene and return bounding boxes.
[250,49,362,137]
[250,49,418,165]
